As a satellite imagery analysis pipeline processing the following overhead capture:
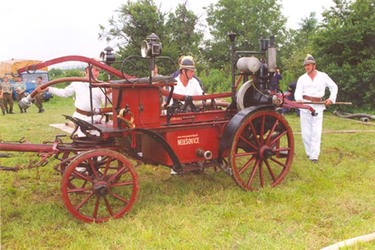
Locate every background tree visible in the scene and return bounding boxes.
[165,2,204,59]
[205,0,287,70]
[278,13,319,90]
[160,1,204,75]
[97,0,374,109]
[48,68,64,80]
[99,0,166,76]
[312,0,375,109]
[203,0,287,92]
[99,0,204,77]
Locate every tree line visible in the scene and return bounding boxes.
[54,0,374,109]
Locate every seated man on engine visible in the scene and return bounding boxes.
[169,56,204,112]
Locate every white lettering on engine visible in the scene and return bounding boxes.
[177,134,200,146]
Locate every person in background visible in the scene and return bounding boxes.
[0,76,14,114]
[294,54,338,164]
[152,64,159,77]
[34,76,45,113]
[14,75,27,113]
[39,64,111,136]
[269,67,282,94]
[0,83,5,115]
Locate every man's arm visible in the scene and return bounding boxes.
[326,74,338,103]
[48,82,76,97]
[294,79,303,102]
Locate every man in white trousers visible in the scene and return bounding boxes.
[294,54,338,163]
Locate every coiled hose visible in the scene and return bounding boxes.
[333,110,375,122]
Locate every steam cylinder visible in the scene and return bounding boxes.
[268,47,277,73]
[236,57,261,73]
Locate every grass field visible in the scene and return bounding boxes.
[1,97,374,249]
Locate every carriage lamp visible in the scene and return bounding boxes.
[141,33,162,58]
[100,46,116,65]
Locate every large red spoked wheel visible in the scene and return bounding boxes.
[229,110,294,191]
[61,149,139,223]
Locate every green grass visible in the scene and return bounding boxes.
[1,97,375,249]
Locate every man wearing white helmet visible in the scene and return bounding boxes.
[294,54,338,163]
[173,56,204,97]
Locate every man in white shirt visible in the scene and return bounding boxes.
[46,65,111,135]
[173,56,204,104]
[294,54,338,163]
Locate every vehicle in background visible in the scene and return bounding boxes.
[0,59,53,101]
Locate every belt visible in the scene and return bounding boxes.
[3,92,11,95]
[75,108,94,116]
[303,95,322,102]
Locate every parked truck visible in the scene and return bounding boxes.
[0,59,52,101]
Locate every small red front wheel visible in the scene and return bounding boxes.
[61,149,139,223]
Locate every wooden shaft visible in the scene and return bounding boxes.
[302,101,352,105]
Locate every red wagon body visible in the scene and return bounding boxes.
[0,33,316,223]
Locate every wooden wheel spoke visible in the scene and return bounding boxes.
[111,180,135,188]
[109,191,130,204]
[246,158,260,187]
[233,150,257,158]
[265,119,279,144]
[67,186,91,193]
[249,121,261,146]
[269,157,288,170]
[87,158,101,179]
[259,161,264,188]
[239,134,258,150]
[107,166,129,183]
[93,196,100,219]
[269,130,287,146]
[68,173,90,190]
[237,155,256,175]
[260,115,266,143]
[102,157,114,175]
[264,160,277,182]
[103,196,114,217]
[75,192,94,210]
[272,147,290,153]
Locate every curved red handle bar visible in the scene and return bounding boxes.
[16,55,134,79]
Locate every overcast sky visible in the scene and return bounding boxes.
[0,0,333,67]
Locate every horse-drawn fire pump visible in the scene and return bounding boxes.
[0,33,317,223]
